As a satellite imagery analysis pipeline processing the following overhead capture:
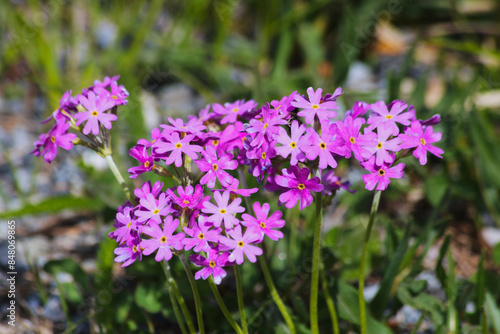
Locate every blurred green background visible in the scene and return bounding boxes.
[1,0,500,333]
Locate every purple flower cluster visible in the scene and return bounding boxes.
[31,76,128,162]
[34,78,443,284]
[109,86,443,283]
[108,181,280,284]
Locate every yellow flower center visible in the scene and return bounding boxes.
[111,95,118,100]
[242,137,247,143]
[220,209,227,214]
[160,236,167,243]
[91,110,98,117]
[212,164,219,171]
[212,140,219,146]
[311,104,319,109]
[209,261,216,268]
[290,142,297,148]
[298,183,305,190]
[385,115,393,119]
[50,136,56,143]
[175,143,182,149]
[320,142,326,149]
[378,169,385,176]
[376,142,383,149]
[144,161,150,168]
[127,222,132,228]
[238,241,244,247]
[198,233,205,240]
[183,199,190,204]
[260,222,266,229]
[420,138,426,145]
[349,136,356,144]
[153,209,160,215]
[261,152,267,159]
[232,108,239,113]
[263,123,269,129]
[132,245,138,253]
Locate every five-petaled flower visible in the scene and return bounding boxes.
[140,216,185,262]
[75,91,117,135]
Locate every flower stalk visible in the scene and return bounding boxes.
[179,254,205,334]
[208,278,244,334]
[359,190,382,334]
[310,192,323,334]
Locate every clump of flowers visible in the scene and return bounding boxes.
[33,78,444,286]
[31,76,128,162]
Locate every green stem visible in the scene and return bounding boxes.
[320,263,340,334]
[179,254,205,334]
[238,167,295,334]
[409,312,425,334]
[310,193,323,334]
[259,257,296,334]
[208,278,244,334]
[161,260,193,334]
[359,190,382,334]
[105,155,135,204]
[234,265,249,334]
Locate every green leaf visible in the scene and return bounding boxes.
[337,281,392,334]
[396,282,445,327]
[0,196,105,218]
[425,175,449,207]
[44,258,88,290]
[134,282,164,314]
[435,235,451,289]
[484,292,500,333]
[62,282,84,304]
[492,243,500,266]
[371,222,411,318]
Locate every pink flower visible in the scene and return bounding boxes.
[361,156,405,191]
[153,132,203,167]
[140,216,184,262]
[135,193,172,225]
[95,81,129,106]
[367,100,412,136]
[270,91,297,118]
[245,104,287,147]
[366,123,402,166]
[41,90,78,124]
[114,236,142,267]
[190,247,231,284]
[75,91,117,135]
[245,139,277,180]
[304,122,346,169]
[212,99,258,124]
[399,121,443,165]
[134,181,164,201]
[161,117,206,136]
[275,120,309,165]
[183,215,221,252]
[112,207,140,244]
[275,166,323,210]
[128,145,154,178]
[346,101,370,119]
[202,191,245,229]
[321,170,355,196]
[336,116,377,162]
[34,122,77,163]
[219,225,263,265]
[137,128,162,148]
[196,146,237,188]
[241,202,285,241]
[167,184,210,211]
[291,87,339,124]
